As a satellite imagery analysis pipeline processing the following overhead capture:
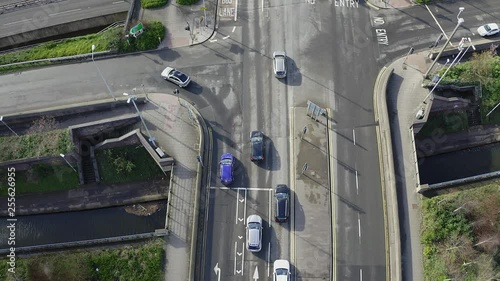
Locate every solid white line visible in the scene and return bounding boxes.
[267,242,271,277]
[360,269,363,281]
[223,35,230,40]
[244,189,247,224]
[352,128,356,146]
[355,170,359,195]
[268,189,271,227]
[232,26,236,33]
[261,0,263,12]
[234,0,238,21]
[358,213,361,239]
[235,191,240,224]
[234,242,237,275]
[210,186,273,191]
[112,1,124,4]
[241,243,245,275]
[4,18,31,26]
[49,8,81,17]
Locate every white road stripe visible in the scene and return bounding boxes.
[234,241,237,275]
[355,170,359,195]
[268,189,272,227]
[235,191,240,224]
[241,243,245,275]
[4,18,31,26]
[222,35,230,39]
[49,8,81,17]
[360,269,363,281]
[232,26,236,33]
[244,189,247,225]
[234,0,238,21]
[112,0,124,3]
[267,242,271,277]
[358,213,361,240]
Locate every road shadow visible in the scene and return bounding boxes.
[155,46,182,62]
[293,189,305,232]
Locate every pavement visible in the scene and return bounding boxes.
[290,107,332,280]
[366,0,414,10]
[140,0,217,49]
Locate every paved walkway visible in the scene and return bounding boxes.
[290,107,332,280]
[367,0,414,9]
[144,93,202,281]
[140,0,217,49]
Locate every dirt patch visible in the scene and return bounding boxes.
[124,201,163,216]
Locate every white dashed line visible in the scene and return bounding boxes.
[358,213,362,240]
[232,26,236,33]
[223,35,230,40]
[4,18,31,26]
[234,0,238,21]
[209,39,218,42]
[112,0,124,4]
[49,8,81,17]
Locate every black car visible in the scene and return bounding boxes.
[250,131,264,161]
[274,184,289,223]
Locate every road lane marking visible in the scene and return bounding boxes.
[210,186,273,191]
[112,0,124,3]
[234,242,237,275]
[289,107,296,279]
[241,243,245,275]
[267,242,271,277]
[352,128,356,145]
[360,268,363,281]
[234,0,238,21]
[209,39,218,42]
[235,191,240,224]
[4,18,31,26]
[49,8,81,17]
[223,35,230,39]
[253,266,259,280]
[268,189,271,227]
[232,26,236,32]
[358,213,362,242]
[214,263,221,281]
[355,170,359,195]
[244,189,247,225]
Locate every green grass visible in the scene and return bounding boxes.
[95,145,164,183]
[141,0,168,8]
[421,181,500,281]
[417,110,469,139]
[0,239,164,281]
[0,129,74,162]
[0,164,80,196]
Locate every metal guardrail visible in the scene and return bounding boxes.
[98,20,126,34]
[0,50,115,68]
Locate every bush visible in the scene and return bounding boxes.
[176,0,198,5]
[119,21,165,52]
[141,0,168,9]
[415,0,432,3]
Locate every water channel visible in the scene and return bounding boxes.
[0,202,166,249]
[419,142,500,185]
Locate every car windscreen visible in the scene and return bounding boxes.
[220,159,232,165]
[248,222,260,229]
[173,71,188,82]
[275,268,288,275]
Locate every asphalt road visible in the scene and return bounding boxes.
[0,0,129,37]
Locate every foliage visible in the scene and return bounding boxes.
[0,117,73,162]
[141,0,168,8]
[96,145,164,183]
[118,21,165,52]
[414,0,432,3]
[0,240,164,281]
[176,0,198,5]
[416,110,468,139]
[421,182,500,281]
[0,164,79,196]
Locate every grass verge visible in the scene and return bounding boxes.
[141,0,168,8]
[0,21,165,74]
[0,129,73,162]
[95,145,164,183]
[0,164,80,196]
[0,239,164,281]
[421,181,500,281]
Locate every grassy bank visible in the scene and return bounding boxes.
[421,181,500,280]
[96,145,164,183]
[0,239,164,281]
[0,164,80,196]
[0,21,165,74]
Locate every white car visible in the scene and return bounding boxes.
[246,215,262,252]
[272,51,287,79]
[477,23,500,37]
[273,259,291,281]
[161,67,191,87]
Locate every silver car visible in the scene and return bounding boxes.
[246,215,263,252]
[273,51,287,78]
[161,67,191,87]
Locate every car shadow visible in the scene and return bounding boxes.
[281,56,302,87]
[253,134,281,171]
[183,81,204,95]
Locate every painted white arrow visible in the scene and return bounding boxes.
[237,251,242,256]
[238,236,243,239]
[238,218,244,222]
[239,198,244,202]
[213,263,221,281]
[236,270,242,274]
[253,266,259,280]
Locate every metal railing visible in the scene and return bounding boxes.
[0,50,115,68]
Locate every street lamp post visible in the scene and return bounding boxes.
[91,45,117,101]
[424,16,464,78]
[123,93,156,146]
[457,7,464,20]
[0,116,19,136]
[60,153,77,173]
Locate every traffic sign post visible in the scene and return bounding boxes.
[301,163,308,175]
[301,125,308,140]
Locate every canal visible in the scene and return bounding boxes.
[0,202,166,249]
[419,142,500,185]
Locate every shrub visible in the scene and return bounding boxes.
[119,21,165,52]
[176,0,198,5]
[415,0,432,3]
[141,0,168,9]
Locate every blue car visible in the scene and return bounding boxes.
[219,153,234,185]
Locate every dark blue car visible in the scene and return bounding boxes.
[219,153,234,185]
